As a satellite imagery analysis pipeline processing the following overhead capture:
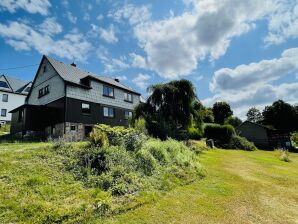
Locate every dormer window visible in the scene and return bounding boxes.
[103,85,114,98]
[124,92,133,103]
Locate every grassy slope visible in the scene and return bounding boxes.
[0,143,297,223]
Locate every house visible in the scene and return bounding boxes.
[0,74,32,124]
[10,55,141,141]
[236,121,292,150]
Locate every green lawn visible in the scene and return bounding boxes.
[0,143,298,223]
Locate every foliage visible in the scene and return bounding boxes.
[134,80,204,140]
[212,102,233,124]
[187,127,202,140]
[291,131,298,147]
[133,117,147,134]
[262,100,298,132]
[53,135,204,216]
[224,116,242,128]
[227,135,257,151]
[201,107,214,123]
[89,129,109,147]
[246,107,263,123]
[0,124,10,135]
[275,149,291,162]
[204,124,235,147]
[91,124,135,146]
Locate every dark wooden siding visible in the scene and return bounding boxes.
[65,97,131,126]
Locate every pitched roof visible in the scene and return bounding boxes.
[237,120,275,130]
[45,55,140,95]
[0,74,31,94]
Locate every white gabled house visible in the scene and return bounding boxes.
[0,74,32,124]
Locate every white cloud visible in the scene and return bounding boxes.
[210,48,298,93]
[265,1,298,45]
[0,0,51,15]
[97,14,104,21]
[97,48,129,72]
[38,17,62,36]
[204,48,298,119]
[132,0,277,79]
[65,11,77,24]
[132,73,151,89]
[109,4,151,26]
[98,25,118,44]
[0,20,91,62]
[130,53,147,69]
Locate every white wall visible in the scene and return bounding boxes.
[27,58,65,105]
[67,80,140,110]
[0,91,26,122]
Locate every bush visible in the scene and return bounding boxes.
[291,131,298,147]
[89,130,109,147]
[92,124,136,146]
[227,135,257,151]
[204,124,235,146]
[123,132,145,151]
[187,127,202,140]
[136,149,158,175]
[224,116,242,128]
[134,118,147,134]
[276,149,291,162]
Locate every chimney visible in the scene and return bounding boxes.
[114,78,119,82]
[70,62,76,67]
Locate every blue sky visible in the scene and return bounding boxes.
[0,0,297,118]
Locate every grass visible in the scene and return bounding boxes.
[0,142,298,223]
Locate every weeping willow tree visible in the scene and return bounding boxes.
[134,79,203,140]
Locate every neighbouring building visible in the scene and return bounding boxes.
[236,121,292,150]
[10,55,141,141]
[0,74,32,124]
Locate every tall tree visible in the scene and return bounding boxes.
[212,102,233,124]
[262,100,298,132]
[246,107,263,123]
[224,116,242,128]
[134,79,203,140]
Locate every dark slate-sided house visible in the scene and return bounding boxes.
[236,121,292,150]
[10,55,141,140]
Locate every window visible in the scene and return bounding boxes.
[103,107,114,118]
[2,94,8,102]
[38,85,50,98]
[70,125,76,132]
[124,111,133,119]
[103,85,114,97]
[43,65,47,73]
[124,92,133,102]
[82,103,91,114]
[18,109,24,122]
[1,109,7,117]
[0,81,9,88]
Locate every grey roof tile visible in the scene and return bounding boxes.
[46,56,139,95]
[1,74,31,94]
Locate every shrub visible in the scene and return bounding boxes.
[136,149,158,175]
[94,190,112,216]
[92,124,135,146]
[134,118,147,134]
[89,130,109,147]
[204,124,235,146]
[187,127,202,140]
[123,132,145,151]
[276,149,291,162]
[227,135,257,151]
[224,116,242,128]
[291,131,298,147]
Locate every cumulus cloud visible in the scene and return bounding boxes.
[204,48,298,119]
[210,48,298,93]
[89,24,118,44]
[65,11,77,24]
[0,20,91,62]
[0,0,51,15]
[265,1,298,45]
[108,4,151,26]
[130,53,147,69]
[97,47,129,72]
[132,73,151,89]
